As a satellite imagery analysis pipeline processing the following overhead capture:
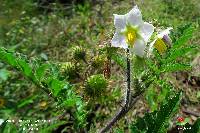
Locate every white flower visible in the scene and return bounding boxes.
[111,5,154,57]
[149,27,173,54]
[0,119,4,126]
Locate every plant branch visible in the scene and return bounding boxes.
[100,69,155,132]
[99,92,142,133]
[99,75,152,132]
[99,48,133,133]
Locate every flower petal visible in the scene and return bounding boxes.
[111,32,128,49]
[140,22,154,42]
[163,34,172,46]
[133,39,146,57]
[157,27,173,38]
[148,39,156,56]
[0,119,4,126]
[114,14,126,31]
[120,38,128,49]
[125,5,143,26]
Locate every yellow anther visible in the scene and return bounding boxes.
[127,31,136,43]
[124,25,137,47]
[154,38,167,54]
[127,31,136,45]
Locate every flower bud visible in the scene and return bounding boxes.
[162,34,172,47]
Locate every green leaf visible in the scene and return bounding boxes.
[0,69,10,81]
[132,56,146,76]
[17,95,37,108]
[173,26,194,49]
[35,64,50,81]
[183,118,200,133]
[0,47,86,129]
[114,128,125,133]
[130,92,182,133]
[0,119,7,133]
[111,53,126,68]
[0,47,33,78]
[17,59,32,77]
[48,78,64,96]
[164,46,196,64]
[160,63,191,73]
[145,80,172,112]
[5,53,17,66]
[156,80,172,104]
[0,48,17,67]
[145,86,158,111]
[146,59,160,75]
[0,122,17,133]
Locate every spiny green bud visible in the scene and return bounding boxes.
[84,74,108,98]
[91,55,105,68]
[60,62,77,78]
[72,46,86,62]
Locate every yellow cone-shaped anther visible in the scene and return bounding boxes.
[154,38,167,54]
[127,31,136,45]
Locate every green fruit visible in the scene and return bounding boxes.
[91,55,105,68]
[60,62,77,79]
[72,46,86,62]
[85,74,107,97]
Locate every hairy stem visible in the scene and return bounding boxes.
[100,48,135,133]
[99,107,126,133]
[125,48,131,107]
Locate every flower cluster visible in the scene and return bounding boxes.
[111,5,172,57]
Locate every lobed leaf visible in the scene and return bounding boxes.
[160,63,191,73]
[130,92,182,133]
[163,46,196,64]
[173,26,194,49]
[35,64,50,81]
[0,47,86,129]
